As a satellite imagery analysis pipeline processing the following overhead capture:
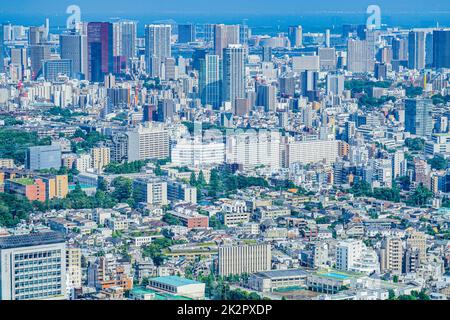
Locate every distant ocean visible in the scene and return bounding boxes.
[1,12,449,36]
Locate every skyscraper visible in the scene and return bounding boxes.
[256,83,277,112]
[30,45,51,80]
[87,22,113,83]
[405,98,433,137]
[347,39,370,73]
[199,54,221,109]
[222,44,245,105]
[0,24,4,72]
[288,25,303,48]
[178,24,196,43]
[60,31,88,79]
[145,24,172,77]
[214,24,239,58]
[113,21,137,65]
[433,30,450,69]
[408,31,426,70]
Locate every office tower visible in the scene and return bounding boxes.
[26,144,62,171]
[433,30,450,69]
[342,24,366,40]
[318,47,336,71]
[199,54,221,109]
[326,73,345,96]
[392,37,408,61]
[91,147,111,171]
[132,178,168,205]
[425,32,434,67]
[163,57,176,80]
[300,70,319,101]
[60,32,88,79]
[143,104,157,122]
[222,44,245,105]
[234,98,251,116]
[279,74,296,97]
[226,131,282,170]
[262,46,272,62]
[126,124,169,161]
[218,243,271,276]
[178,24,196,43]
[145,24,172,77]
[30,45,51,79]
[239,24,251,44]
[0,232,67,300]
[10,48,27,80]
[256,83,277,112]
[374,62,388,80]
[347,39,371,73]
[113,21,137,65]
[405,98,433,137]
[43,59,72,81]
[325,29,331,47]
[288,25,303,48]
[380,237,404,275]
[87,22,113,82]
[214,24,240,58]
[287,140,339,166]
[408,31,426,70]
[292,55,320,72]
[28,26,47,45]
[156,98,175,122]
[0,24,4,72]
[203,24,215,44]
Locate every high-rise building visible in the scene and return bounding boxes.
[433,29,450,69]
[288,26,303,48]
[126,124,170,161]
[405,98,433,137]
[178,24,196,43]
[91,147,111,171]
[326,73,345,96]
[256,83,277,112]
[145,24,172,77]
[0,232,67,300]
[380,237,404,275]
[26,145,62,171]
[222,44,245,105]
[406,231,427,263]
[408,31,426,70]
[113,21,137,65]
[60,32,88,79]
[87,22,113,82]
[66,247,82,291]
[133,177,168,206]
[318,47,336,71]
[30,45,51,79]
[0,24,4,72]
[392,37,408,61]
[199,54,221,109]
[43,59,73,81]
[218,243,271,276]
[347,39,371,73]
[214,24,239,58]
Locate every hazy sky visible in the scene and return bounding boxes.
[1,0,449,15]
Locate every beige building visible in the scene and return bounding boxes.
[0,159,14,169]
[380,237,403,275]
[218,243,271,276]
[406,230,427,262]
[91,147,111,171]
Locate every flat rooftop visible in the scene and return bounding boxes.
[149,276,202,287]
[10,178,35,186]
[254,269,309,279]
[0,231,66,250]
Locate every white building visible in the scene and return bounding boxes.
[171,139,225,167]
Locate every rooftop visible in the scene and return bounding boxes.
[149,276,202,287]
[10,178,35,186]
[0,231,66,250]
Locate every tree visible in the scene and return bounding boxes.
[197,171,206,187]
[190,172,197,187]
[408,184,433,207]
[405,138,425,151]
[111,177,133,203]
[428,156,448,170]
[208,169,221,198]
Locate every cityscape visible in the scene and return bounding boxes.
[1,0,450,303]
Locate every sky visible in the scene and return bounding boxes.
[1,0,449,15]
